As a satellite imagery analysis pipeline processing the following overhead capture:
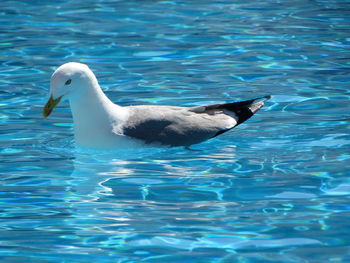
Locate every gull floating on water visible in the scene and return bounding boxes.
[43,62,270,149]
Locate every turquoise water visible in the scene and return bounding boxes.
[1,0,350,262]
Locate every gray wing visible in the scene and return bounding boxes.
[120,105,235,146]
[120,96,269,146]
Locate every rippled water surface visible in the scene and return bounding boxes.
[1,0,350,262]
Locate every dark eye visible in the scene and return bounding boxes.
[65,79,72,85]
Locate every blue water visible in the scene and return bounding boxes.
[1,0,350,262]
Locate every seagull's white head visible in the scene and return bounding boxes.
[43,62,97,117]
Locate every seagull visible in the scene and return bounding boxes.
[43,62,270,149]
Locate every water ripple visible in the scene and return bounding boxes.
[0,0,350,262]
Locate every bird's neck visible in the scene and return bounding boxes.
[69,83,126,147]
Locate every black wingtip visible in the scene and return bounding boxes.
[227,95,271,125]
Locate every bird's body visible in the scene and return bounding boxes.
[44,62,270,149]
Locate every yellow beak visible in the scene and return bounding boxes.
[43,95,62,118]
